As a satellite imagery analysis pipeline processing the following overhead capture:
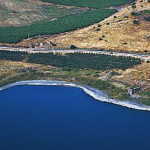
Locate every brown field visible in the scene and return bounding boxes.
[0,0,83,27]
[22,0,149,53]
[0,60,45,77]
[113,62,150,90]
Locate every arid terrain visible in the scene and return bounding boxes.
[18,0,150,53]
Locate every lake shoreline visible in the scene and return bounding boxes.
[1,80,150,111]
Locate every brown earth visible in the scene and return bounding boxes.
[19,0,150,53]
[113,62,150,90]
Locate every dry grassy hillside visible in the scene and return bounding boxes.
[0,0,81,27]
[113,62,150,89]
[33,0,149,53]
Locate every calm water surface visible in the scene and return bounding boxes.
[0,85,150,150]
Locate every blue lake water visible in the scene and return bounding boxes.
[0,85,150,150]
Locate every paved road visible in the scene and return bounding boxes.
[0,46,150,61]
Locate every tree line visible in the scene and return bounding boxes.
[0,50,141,70]
[0,50,28,61]
[0,9,117,43]
[28,52,141,70]
[41,0,134,9]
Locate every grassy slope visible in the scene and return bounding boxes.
[41,0,134,8]
[0,59,150,104]
[43,0,150,52]
[0,59,130,100]
[0,9,117,43]
[0,0,83,27]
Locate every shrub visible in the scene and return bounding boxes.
[50,41,57,46]
[131,5,136,9]
[133,20,140,24]
[70,45,77,49]
[96,28,101,31]
[124,16,129,18]
[145,16,150,21]
[131,12,138,16]
[97,24,101,27]
[144,50,148,53]
[111,71,120,76]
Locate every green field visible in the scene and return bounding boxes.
[0,50,141,70]
[27,53,142,70]
[41,0,134,8]
[0,0,84,27]
[0,9,117,43]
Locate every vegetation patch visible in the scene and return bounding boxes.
[131,10,150,16]
[145,16,150,21]
[0,9,117,43]
[27,53,142,70]
[0,51,28,61]
[0,50,141,70]
[0,60,129,100]
[133,19,140,25]
[0,0,84,27]
[40,0,134,8]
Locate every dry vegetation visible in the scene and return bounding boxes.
[0,59,149,101]
[90,61,150,91]
[0,60,45,78]
[0,0,82,27]
[1,0,149,53]
[113,62,150,90]
[1,59,149,90]
[115,63,150,81]
[23,0,150,53]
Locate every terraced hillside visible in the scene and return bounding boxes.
[0,0,84,27]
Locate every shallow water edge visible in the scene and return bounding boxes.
[0,80,150,111]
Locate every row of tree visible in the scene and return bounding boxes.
[0,50,141,70]
[0,50,27,61]
[27,52,141,70]
[0,9,117,43]
[41,0,134,9]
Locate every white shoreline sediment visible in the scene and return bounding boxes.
[0,80,150,111]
